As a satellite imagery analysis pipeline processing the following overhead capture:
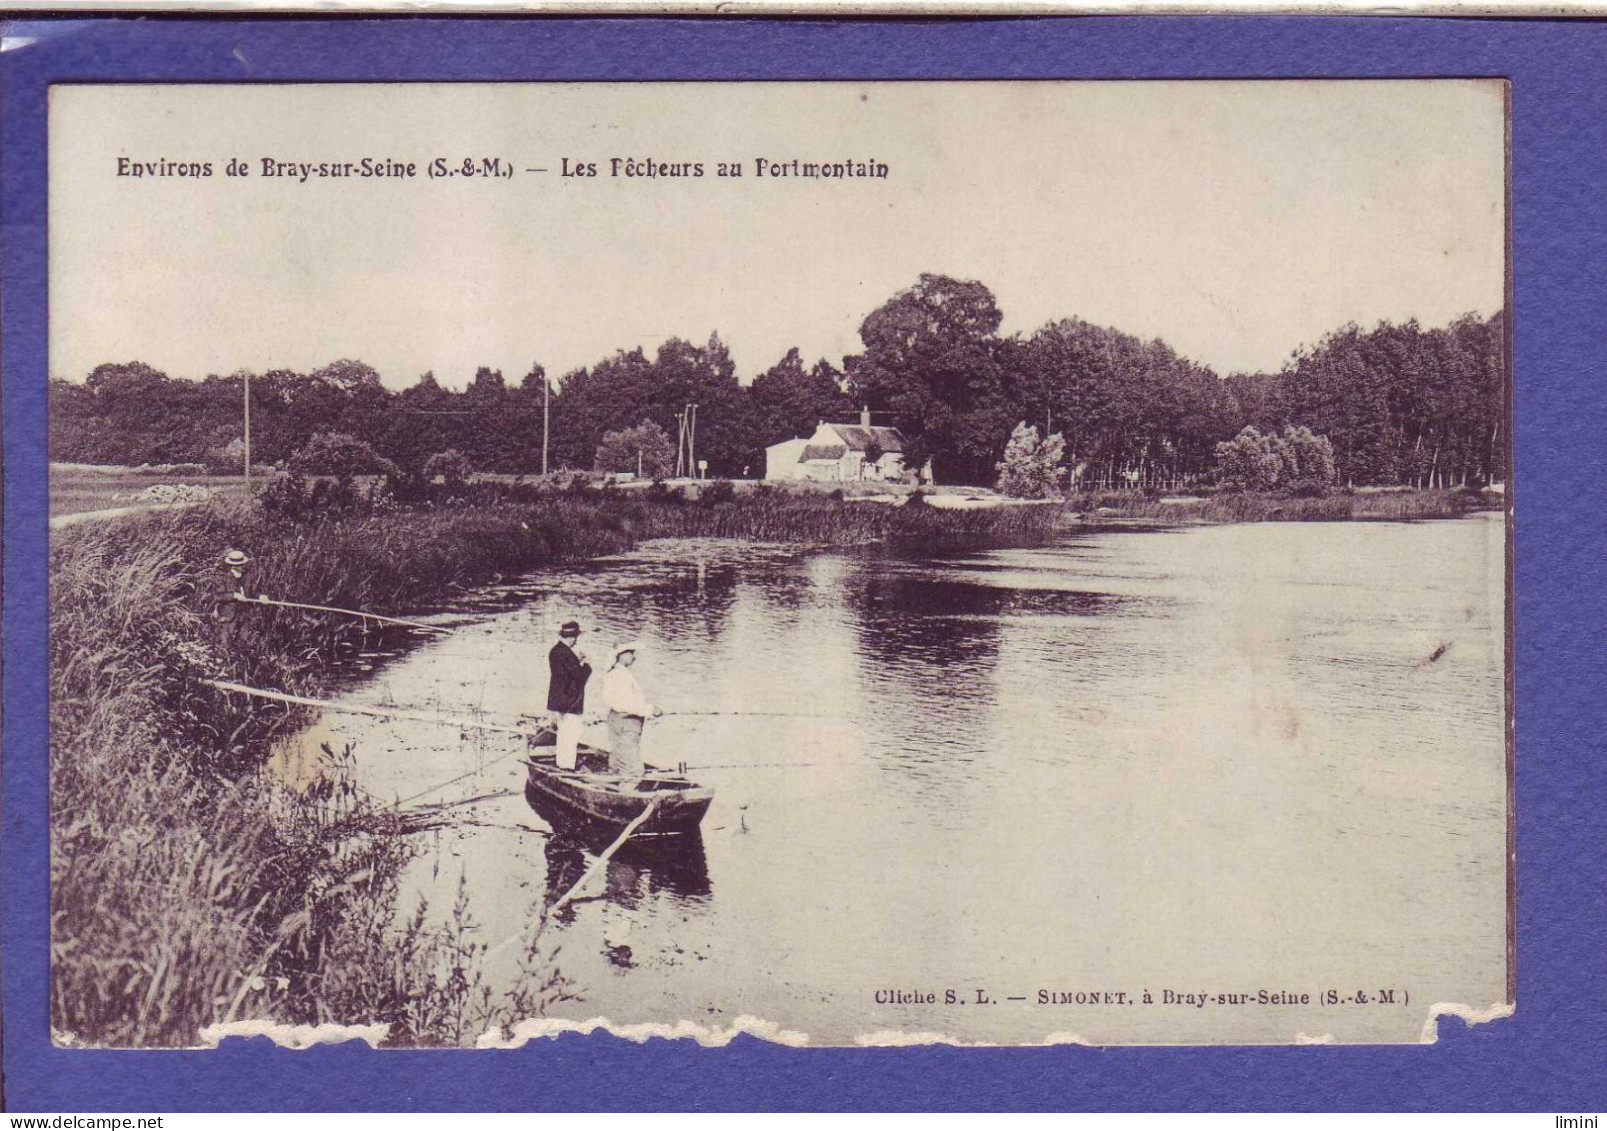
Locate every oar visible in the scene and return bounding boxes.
[239,595,456,634]
[544,797,662,920]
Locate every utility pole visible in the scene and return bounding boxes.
[689,403,699,478]
[541,370,550,476]
[242,371,251,485]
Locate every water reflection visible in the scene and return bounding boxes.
[272,517,1507,1044]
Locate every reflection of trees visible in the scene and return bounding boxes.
[840,555,1125,820]
[576,559,742,648]
[845,564,1008,674]
[840,561,1008,822]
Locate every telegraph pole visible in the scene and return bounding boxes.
[242,371,251,485]
[689,403,699,479]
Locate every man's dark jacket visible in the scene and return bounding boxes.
[547,642,592,714]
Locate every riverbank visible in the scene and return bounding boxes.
[49,486,1063,1046]
[1071,486,1503,524]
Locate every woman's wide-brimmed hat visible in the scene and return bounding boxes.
[559,620,582,635]
[223,549,251,568]
[612,640,642,662]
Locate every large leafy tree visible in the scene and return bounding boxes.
[845,274,1009,484]
[749,348,852,448]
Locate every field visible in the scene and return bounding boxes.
[49,463,251,519]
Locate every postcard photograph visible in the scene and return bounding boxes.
[46,80,1509,1049]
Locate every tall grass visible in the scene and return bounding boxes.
[50,487,1060,1046]
[48,529,571,1046]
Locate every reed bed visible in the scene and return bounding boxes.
[49,486,1059,1047]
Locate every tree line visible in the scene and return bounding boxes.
[49,274,1506,488]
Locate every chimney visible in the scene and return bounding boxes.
[860,405,872,428]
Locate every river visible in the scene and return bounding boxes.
[270,513,1508,1045]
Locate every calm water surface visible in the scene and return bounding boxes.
[273,514,1507,1044]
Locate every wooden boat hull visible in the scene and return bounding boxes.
[524,749,713,836]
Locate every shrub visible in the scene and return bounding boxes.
[1276,426,1338,496]
[646,479,683,505]
[423,449,472,491]
[593,421,674,479]
[204,439,247,476]
[256,471,362,519]
[287,433,396,481]
[701,479,737,507]
[995,422,1067,499]
[1214,425,1337,494]
[1214,427,1283,491]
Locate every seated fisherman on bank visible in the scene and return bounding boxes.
[211,548,267,641]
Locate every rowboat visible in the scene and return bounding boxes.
[523,739,714,837]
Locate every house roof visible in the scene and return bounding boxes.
[825,424,905,453]
[800,444,847,462]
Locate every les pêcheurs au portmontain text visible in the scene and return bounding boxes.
[114,155,892,182]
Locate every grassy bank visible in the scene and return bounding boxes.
[50,486,1061,1046]
[1071,487,1503,524]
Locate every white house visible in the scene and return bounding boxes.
[764,437,809,481]
[764,410,931,484]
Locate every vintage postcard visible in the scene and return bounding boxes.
[47,79,1509,1049]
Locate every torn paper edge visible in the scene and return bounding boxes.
[198,1019,390,1049]
[1419,999,1516,1043]
[97,1001,1514,1050]
[193,999,1516,1049]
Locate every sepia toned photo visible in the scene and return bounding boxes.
[47,80,1509,1048]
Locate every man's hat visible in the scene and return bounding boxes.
[223,549,251,568]
[559,620,582,635]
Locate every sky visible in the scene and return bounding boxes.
[50,81,1506,389]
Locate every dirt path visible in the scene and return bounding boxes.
[49,501,204,529]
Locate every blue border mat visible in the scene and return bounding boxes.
[4,17,1602,1113]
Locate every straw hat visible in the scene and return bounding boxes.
[223,549,251,568]
[611,640,642,663]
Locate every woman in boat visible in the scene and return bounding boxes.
[601,641,661,780]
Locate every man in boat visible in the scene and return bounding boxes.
[211,548,265,641]
[601,641,661,781]
[547,620,592,771]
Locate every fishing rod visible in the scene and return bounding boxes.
[242,595,612,642]
[238,595,456,634]
[662,709,847,719]
[202,679,549,740]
